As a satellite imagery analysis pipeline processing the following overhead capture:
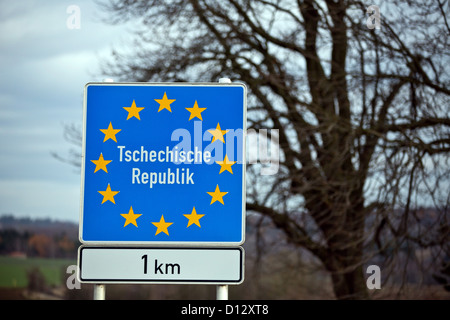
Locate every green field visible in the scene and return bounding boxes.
[0,256,76,288]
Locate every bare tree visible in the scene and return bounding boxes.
[57,0,449,299]
[52,123,82,169]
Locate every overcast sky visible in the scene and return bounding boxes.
[0,0,134,222]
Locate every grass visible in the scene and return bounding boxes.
[0,256,76,288]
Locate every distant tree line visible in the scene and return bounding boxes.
[0,229,78,258]
[0,215,78,258]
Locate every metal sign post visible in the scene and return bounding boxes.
[93,284,105,300]
[216,285,228,300]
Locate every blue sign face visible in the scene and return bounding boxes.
[80,83,246,245]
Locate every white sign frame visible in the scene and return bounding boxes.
[78,246,244,285]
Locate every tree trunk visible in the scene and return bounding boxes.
[330,264,369,300]
[310,191,369,299]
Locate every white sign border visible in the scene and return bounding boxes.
[77,246,245,285]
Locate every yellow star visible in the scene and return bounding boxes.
[207,185,228,205]
[99,122,121,142]
[183,207,205,228]
[154,92,176,112]
[98,184,119,204]
[120,206,142,227]
[208,123,229,143]
[152,215,173,236]
[216,154,236,174]
[185,100,206,121]
[91,153,112,173]
[123,100,145,120]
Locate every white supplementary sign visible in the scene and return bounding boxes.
[78,246,244,284]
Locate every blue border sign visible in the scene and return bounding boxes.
[79,83,246,245]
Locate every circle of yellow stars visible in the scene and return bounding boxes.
[89,90,238,237]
